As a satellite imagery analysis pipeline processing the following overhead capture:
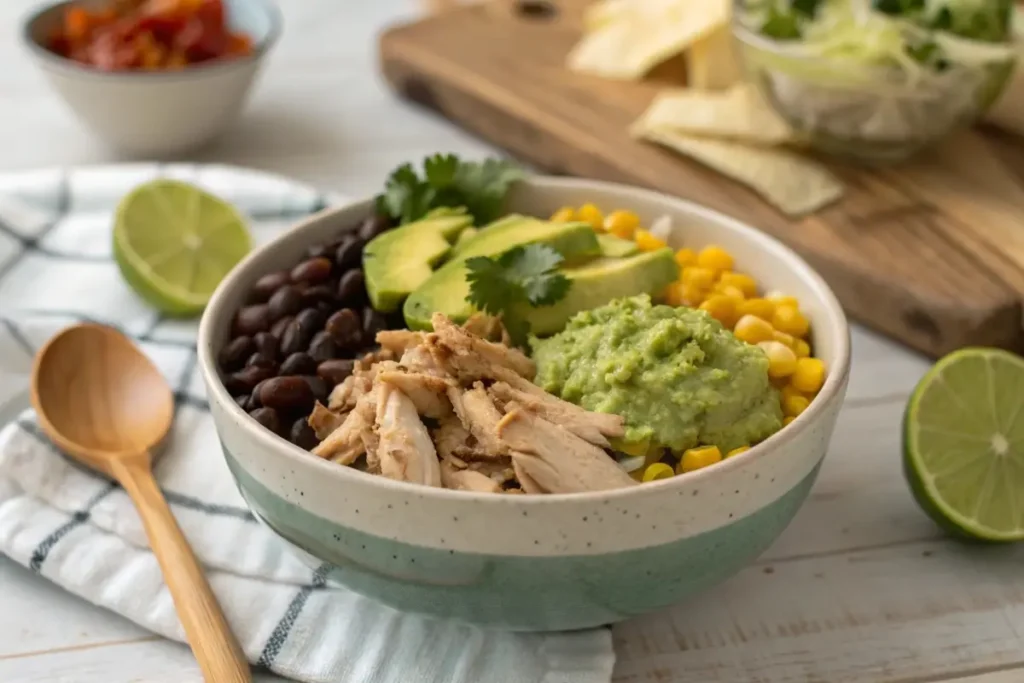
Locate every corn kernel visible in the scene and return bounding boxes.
[791,357,826,394]
[715,284,746,302]
[681,266,717,290]
[793,339,811,358]
[681,284,708,307]
[758,340,798,378]
[635,229,667,252]
[550,206,575,222]
[699,295,737,327]
[718,272,758,297]
[772,304,810,338]
[768,293,799,308]
[674,248,697,268]
[783,416,796,426]
[737,298,775,321]
[697,245,734,272]
[780,384,807,403]
[664,282,686,307]
[678,445,723,473]
[727,446,751,458]
[613,437,651,458]
[783,394,810,418]
[642,462,675,482]
[603,209,639,237]
[577,203,604,231]
[733,314,775,345]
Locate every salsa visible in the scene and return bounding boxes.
[46,0,253,72]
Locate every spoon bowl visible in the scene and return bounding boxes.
[30,323,250,683]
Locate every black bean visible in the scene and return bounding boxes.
[259,376,315,413]
[250,271,291,303]
[249,407,281,434]
[358,213,391,240]
[234,394,252,411]
[291,257,333,284]
[337,270,367,306]
[280,351,318,376]
[250,377,273,408]
[295,308,325,339]
[317,358,355,386]
[280,318,314,356]
[225,365,276,395]
[245,352,278,372]
[308,330,337,363]
[289,418,320,450]
[305,243,331,260]
[302,375,329,404]
[267,285,303,321]
[233,304,270,336]
[253,331,279,360]
[334,236,365,270]
[362,307,388,340]
[300,284,336,308]
[316,301,335,315]
[270,315,294,339]
[326,308,363,349]
[218,336,255,371]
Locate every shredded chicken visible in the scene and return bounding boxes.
[377,370,452,419]
[431,313,535,379]
[308,402,346,441]
[489,382,624,447]
[447,384,508,458]
[376,330,426,355]
[440,457,502,493]
[463,313,512,346]
[376,383,442,487]
[312,391,376,465]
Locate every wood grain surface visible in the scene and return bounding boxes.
[379,0,1024,358]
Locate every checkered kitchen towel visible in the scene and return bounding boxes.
[0,164,614,683]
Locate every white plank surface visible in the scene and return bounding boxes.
[0,1,1017,682]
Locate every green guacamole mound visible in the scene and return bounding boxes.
[530,295,783,454]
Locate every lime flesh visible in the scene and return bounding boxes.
[113,180,251,316]
[904,347,1024,542]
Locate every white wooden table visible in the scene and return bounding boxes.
[1,2,1022,682]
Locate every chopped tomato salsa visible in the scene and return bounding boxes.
[47,0,254,71]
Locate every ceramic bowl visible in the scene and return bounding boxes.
[197,177,851,632]
[21,0,281,157]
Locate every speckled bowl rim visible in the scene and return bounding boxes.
[20,0,282,81]
[197,176,851,507]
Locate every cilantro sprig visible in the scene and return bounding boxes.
[465,244,570,347]
[376,154,525,226]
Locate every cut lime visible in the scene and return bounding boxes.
[113,180,252,316]
[904,347,1024,543]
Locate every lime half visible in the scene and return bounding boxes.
[904,347,1024,542]
[113,180,252,316]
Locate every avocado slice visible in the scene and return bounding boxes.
[597,233,640,258]
[403,216,600,330]
[522,247,679,337]
[363,213,473,313]
[454,226,478,248]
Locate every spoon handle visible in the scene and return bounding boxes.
[112,456,251,683]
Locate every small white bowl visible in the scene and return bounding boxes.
[21,0,282,157]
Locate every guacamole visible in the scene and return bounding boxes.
[530,295,783,453]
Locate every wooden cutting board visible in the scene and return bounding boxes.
[379,0,1024,359]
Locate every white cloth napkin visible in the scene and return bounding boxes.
[0,164,614,683]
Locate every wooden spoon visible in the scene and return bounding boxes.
[30,323,250,683]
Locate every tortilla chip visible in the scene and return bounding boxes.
[637,128,844,217]
[686,27,743,91]
[568,0,730,80]
[634,83,795,146]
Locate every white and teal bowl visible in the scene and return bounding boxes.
[197,177,851,632]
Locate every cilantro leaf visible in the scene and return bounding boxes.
[375,154,525,225]
[465,244,571,347]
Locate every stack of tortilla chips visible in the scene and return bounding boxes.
[568,0,844,218]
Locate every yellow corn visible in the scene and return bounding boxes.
[577,203,605,231]
[780,384,806,404]
[793,339,811,358]
[697,245,734,272]
[733,314,775,345]
[635,229,667,252]
[681,266,717,290]
[758,340,798,379]
[768,293,799,308]
[783,416,796,426]
[678,445,723,473]
[550,206,575,223]
[642,462,675,482]
[718,272,758,297]
[603,209,640,237]
[772,330,796,348]
[614,438,651,458]
[681,284,708,307]
[737,298,775,321]
[699,295,737,327]
[772,304,810,338]
[664,282,686,307]
[674,248,698,268]
[791,357,826,394]
[783,394,810,418]
[727,446,751,458]
[715,283,746,302]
